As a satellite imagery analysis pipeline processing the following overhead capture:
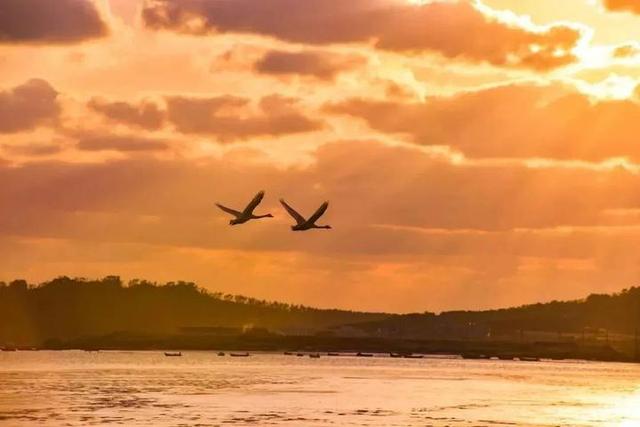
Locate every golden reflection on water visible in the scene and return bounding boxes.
[1,351,640,426]
[598,389,640,426]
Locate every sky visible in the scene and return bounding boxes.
[2,0,640,313]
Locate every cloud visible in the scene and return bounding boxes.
[602,0,640,14]
[88,98,165,130]
[77,134,169,152]
[142,0,581,71]
[0,79,60,133]
[254,49,365,80]
[612,43,640,58]
[2,141,640,310]
[166,94,323,139]
[328,83,640,162]
[0,0,107,44]
[2,140,640,238]
[2,143,62,157]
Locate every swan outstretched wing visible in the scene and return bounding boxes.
[280,199,306,225]
[243,191,265,215]
[216,203,242,217]
[308,201,329,224]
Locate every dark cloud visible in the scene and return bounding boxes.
[142,0,581,71]
[0,0,107,44]
[385,81,419,101]
[254,50,364,80]
[77,134,169,152]
[2,143,62,157]
[88,98,165,130]
[0,79,60,133]
[328,83,640,162]
[166,94,323,139]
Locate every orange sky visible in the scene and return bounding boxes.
[2,0,640,312]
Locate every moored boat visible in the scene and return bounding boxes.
[403,354,424,359]
[230,352,250,357]
[164,352,182,357]
[497,355,515,361]
[461,353,489,360]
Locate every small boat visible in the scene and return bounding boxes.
[164,352,182,357]
[327,352,341,357]
[389,353,403,358]
[519,357,540,362]
[461,353,489,360]
[309,353,320,358]
[229,352,250,357]
[1,348,17,352]
[497,355,515,361]
[356,352,374,357]
[296,353,305,357]
[403,354,424,359]
[217,352,225,356]
[284,351,294,356]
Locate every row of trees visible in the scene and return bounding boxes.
[0,276,387,346]
[3,276,639,346]
[349,287,640,339]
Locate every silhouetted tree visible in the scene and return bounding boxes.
[0,276,386,345]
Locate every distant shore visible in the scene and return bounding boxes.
[35,332,635,364]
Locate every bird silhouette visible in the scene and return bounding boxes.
[280,199,331,231]
[216,191,273,225]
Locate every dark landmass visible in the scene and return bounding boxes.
[0,276,387,345]
[57,331,628,362]
[2,276,639,362]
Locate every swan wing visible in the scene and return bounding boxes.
[279,199,306,225]
[216,203,242,217]
[243,191,265,215]
[307,201,329,224]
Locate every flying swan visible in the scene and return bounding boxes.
[216,191,273,225]
[280,199,332,231]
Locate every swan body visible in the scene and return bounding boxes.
[216,191,273,225]
[280,199,332,231]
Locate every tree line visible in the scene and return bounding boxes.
[0,276,387,346]
[2,276,639,346]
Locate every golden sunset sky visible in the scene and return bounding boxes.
[2,0,640,312]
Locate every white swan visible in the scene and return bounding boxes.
[280,199,331,231]
[216,191,273,225]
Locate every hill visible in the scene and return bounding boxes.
[0,276,388,346]
[2,277,639,359]
[340,288,640,342]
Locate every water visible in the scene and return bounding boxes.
[0,351,639,426]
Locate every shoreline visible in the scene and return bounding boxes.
[31,333,636,364]
[4,348,639,367]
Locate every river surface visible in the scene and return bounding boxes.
[0,351,639,426]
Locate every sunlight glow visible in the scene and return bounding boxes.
[598,389,640,427]
[573,74,639,100]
